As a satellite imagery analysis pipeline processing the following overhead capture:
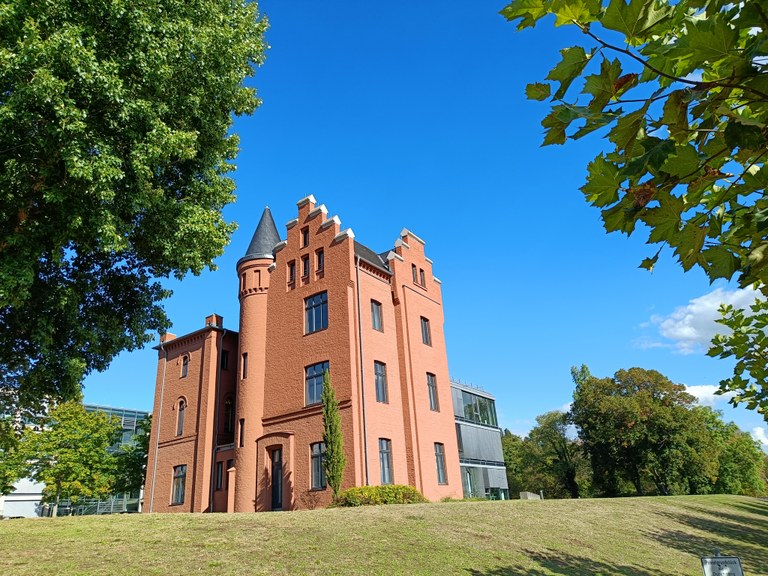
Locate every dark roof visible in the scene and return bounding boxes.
[243,207,281,261]
[354,241,391,274]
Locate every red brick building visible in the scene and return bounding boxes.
[144,196,461,512]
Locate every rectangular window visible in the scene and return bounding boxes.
[221,350,229,371]
[215,461,223,490]
[241,353,248,379]
[305,361,329,405]
[412,264,418,283]
[302,255,310,278]
[316,249,324,272]
[172,465,186,505]
[311,442,327,490]
[374,361,388,403]
[427,373,439,411]
[302,227,310,247]
[456,424,463,457]
[435,443,447,485]
[288,260,296,284]
[239,419,245,448]
[421,316,432,346]
[305,291,328,334]
[419,268,425,286]
[379,438,393,485]
[371,300,383,331]
[226,459,234,490]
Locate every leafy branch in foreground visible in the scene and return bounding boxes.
[502,0,767,285]
[502,0,768,417]
[709,297,768,418]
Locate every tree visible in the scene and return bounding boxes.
[321,371,345,502]
[501,0,768,413]
[501,422,591,499]
[571,366,695,496]
[527,411,585,498]
[17,401,121,515]
[0,0,268,411]
[501,429,527,496]
[0,419,22,496]
[113,415,151,495]
[709,298,768,419]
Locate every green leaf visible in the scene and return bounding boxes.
[724,120,766,153]
[685,17,739,65]
[660,145,702,179]
[541,104,581,145]
[601,0,673,45]
[702,245,739,281]
[641,190,684,244]
[571,110,622,139]
[526,82,552,101]
[608,106,647,155]
[639,247,662,272]
[551,0,600,26]
[546,46,594,100]
[583,58,623,111]
[581,154,624,207]
[601,194,640,234]
[662,90,690,143]
[500,0,550,29]
[673,223,710,271]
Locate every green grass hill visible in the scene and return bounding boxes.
[1,495,765,575]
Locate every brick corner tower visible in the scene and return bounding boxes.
[233,206,280,512]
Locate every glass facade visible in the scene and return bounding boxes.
[450,383,508,500]
[451,387,498,427]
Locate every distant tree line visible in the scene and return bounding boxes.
[503,367,767,499]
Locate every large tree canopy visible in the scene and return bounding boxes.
[501,0,768,415]
[0,0,267,409]
[571,366,766,497]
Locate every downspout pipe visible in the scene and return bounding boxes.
[355,256,370,485]
[149,335,168,513]
[208,328,227,512]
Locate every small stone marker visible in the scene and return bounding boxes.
[701,555,744,576]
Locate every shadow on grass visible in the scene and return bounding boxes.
[466,549,669,576]
[730,499,768,519]
[646,504,768,573]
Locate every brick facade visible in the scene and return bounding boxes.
[144,196,461,513]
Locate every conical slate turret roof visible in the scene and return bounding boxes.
[242,206,281,261]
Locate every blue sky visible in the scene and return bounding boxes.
[84,0,768,449]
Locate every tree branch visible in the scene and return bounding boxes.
[579,26,768,101]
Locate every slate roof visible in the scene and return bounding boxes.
[354,241,391,275]
[243,207,281,260]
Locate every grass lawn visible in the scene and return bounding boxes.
[1,495,766,575]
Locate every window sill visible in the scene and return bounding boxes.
[309,487,327,492]
[304,327,329,336]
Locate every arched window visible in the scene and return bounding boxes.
[224,397,235,434]
[181,355,189,378]
[176,399,186,436]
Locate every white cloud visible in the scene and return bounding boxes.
[685,384,734,406]
[751,427,768,450]
[642,287,760,354]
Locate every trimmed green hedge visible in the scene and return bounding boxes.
[335,485,428,507]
